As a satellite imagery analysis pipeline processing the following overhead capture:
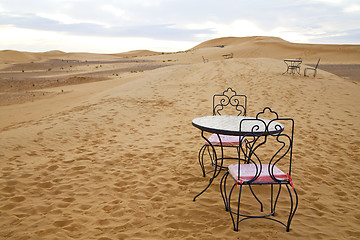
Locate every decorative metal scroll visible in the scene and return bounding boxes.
[238,107,294,183]
[213,87,247,116]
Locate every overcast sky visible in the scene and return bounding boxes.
[0,0,359,53]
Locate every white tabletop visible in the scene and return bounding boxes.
[192,115,284,136]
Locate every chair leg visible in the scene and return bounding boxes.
[248,185,263,212]
[227,183,242,231]
[270,184,282,216]
[220,171,230,211]
[285,184,299,232]
[235,184,242,231]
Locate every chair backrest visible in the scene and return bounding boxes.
[212,87,247,116]
[238,107,294,183]
[315,58,321,69]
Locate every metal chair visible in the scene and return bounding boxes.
[304,58,321,77]
[202,56,209,63]
[220,107,298,232]
[198,87,247,178]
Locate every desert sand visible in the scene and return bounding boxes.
[0,36,359,239]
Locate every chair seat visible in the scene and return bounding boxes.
[228,164,288,184]
[205,134,243,146]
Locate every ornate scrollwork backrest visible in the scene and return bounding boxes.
[212,87,247,116]
[238,107,294,183]
[256,107,279,120]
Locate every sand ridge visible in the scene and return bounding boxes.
[0,37,360,239]
[192,36,360,64]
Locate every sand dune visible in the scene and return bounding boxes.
[193,36,360,63]
[0,37,360,239]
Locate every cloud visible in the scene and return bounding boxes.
[343,4,360,13]
[0,25,197,53]
[185,19,267,39]
[309,28,360,44]
[0,0,359,52]
[0,12,213,41]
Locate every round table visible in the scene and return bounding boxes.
[192,115,284,136]
[191,115,284,201]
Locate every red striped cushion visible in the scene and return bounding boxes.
[205,134,244,146]
[228,164,288,184]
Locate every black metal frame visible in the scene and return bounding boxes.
[220,107,298,232]
[195,131,248,201]
[212,87,247,117]
[195,88,247,201]
[304,58,321,77]
[283,58,302,75]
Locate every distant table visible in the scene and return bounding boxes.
[192,115,284,200]
[283,59,302,75]
[222,53,233,59]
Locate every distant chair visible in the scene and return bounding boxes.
[202,56,209,63]
[304,58,321,77]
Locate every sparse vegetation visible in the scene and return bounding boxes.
[130,70,144,73]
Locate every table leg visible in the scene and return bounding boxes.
[282,61,292,75]
[193,132,224,201]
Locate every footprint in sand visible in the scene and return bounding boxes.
[10,196,26,202]
[53,220,73,228]
[62,197,76,203]
[71,166,86,171]
[78,204,92,211]
[47,165,59,171]
[26,151,39,156]
[1,203,17,210]
[37,181,54,189]
[312,166,330,175]
[1,185,16,195]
